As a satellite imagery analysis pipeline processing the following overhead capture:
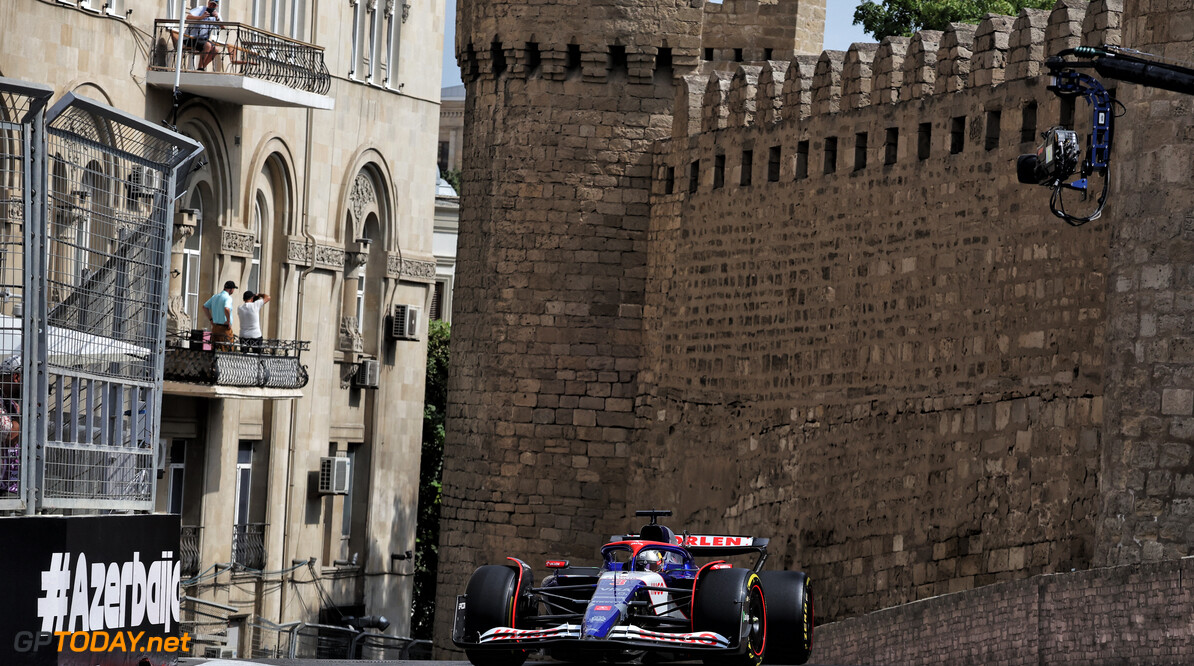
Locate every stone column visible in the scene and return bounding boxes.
[337,239,369,354]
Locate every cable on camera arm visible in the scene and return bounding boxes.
[1049,167,1109,226]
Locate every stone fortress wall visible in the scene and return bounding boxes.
[635,0,1121,623]
[437,0,827,644]
[438,0,1194,653]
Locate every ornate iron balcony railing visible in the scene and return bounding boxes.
[181,525,201,577]
[164,333,310,389]
[233,522,267,570]
[150,20,331,96]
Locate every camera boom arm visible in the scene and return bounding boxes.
[1022,46,1194,226]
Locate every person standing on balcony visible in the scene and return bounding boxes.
[184,0,221,71]
[203,280,237,351]
[237,290,270,354]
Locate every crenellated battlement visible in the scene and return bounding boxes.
[671,1,1120,139]
[700,0,826,61]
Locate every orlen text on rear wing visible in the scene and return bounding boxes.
[677,534,772,571]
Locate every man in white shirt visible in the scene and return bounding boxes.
[237,290,270,353]
[184,0,221,71]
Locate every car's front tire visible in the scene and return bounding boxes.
[758,571,812,664]
[463,564,530,666]
[693,568,766,666]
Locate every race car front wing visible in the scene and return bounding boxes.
[478,623,729,648]
[454,595,733,652]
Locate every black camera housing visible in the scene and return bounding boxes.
[1017,127,1081,186]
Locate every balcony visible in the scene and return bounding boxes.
[147,20,334,110]
[233,522,267,570]
[181,525,202,577]
[163,333,309,400]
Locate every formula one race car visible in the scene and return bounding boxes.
[453,510,813,666]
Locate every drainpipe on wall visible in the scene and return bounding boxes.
[280,0,321,627]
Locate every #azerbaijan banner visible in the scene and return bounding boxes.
[0,514,183,666]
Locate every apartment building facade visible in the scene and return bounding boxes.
[0,0,442,655]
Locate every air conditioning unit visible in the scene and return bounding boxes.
[388,304,421,340]
[318,456,351,495]
[352,358,380,388]
[127,165,162,200]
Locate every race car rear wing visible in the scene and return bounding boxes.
[677,534,770,557]
[609,532,772,570]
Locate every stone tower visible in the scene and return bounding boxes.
[435,0,825,646]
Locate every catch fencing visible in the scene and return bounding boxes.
[0,76,202,512]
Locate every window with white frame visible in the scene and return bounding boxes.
[355,277,365,332]
[349,0,366,79]
[368,3,384,83]
[167,440,187,515]
[104,0,127,16]
[249,195,264,294]
[182,191,204,319]
[234,441,254,526]
[290,0,307,40]
[385,0,403,87]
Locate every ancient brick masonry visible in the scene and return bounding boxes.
[637,0,1121,623]
[438,0,1194,652]
[437,0,826,646]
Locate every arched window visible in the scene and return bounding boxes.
[338,165,389,355]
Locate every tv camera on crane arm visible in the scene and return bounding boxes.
[1018,45,1194,225]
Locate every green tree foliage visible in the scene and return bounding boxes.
[411,319,450,639]
[442,168,462,196]
[852,0,1056,41]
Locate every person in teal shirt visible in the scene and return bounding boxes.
[203,280,237,350]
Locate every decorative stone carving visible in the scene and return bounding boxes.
[166,295,192,338]
[384,253,436,282]
[287,238,311,265]
[349,173,376,223]
[221,228,256,256]
[345,239,371,278]
[402,258,436,281]
[384,0,394,16]
[286,239,347,270]
[402,2,411,22]
[339,316,364,353]
[315,245,346,269]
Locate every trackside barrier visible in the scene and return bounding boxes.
[349,631,431,659]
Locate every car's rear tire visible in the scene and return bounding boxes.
[463,565,530,666]
[758,571,812,665]
[693,568,766,666]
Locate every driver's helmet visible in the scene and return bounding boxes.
[637,549,665,573]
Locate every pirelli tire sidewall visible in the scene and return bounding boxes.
[693,567,767,666]
[758,570,813,665]
[462,564,532,666]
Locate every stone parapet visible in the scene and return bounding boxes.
[670,1,1123,137]
[816,558,1194,664]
